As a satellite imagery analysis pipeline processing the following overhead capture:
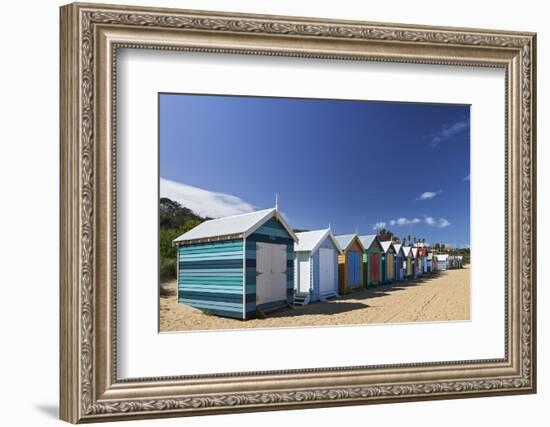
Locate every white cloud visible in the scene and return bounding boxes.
[430,119,469,148]
[373,221,386,230]
[394,217,421,226]
[438,218,451,228]
[417,190,442,200]
[424,216,436,226]
[160,178,256,218]
[424,216,451,228]
[389,216,448,228]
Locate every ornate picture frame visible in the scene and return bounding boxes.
[60,2,536,423]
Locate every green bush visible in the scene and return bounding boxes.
[159,220,202,260]
[158,198,206,283]
[160,257,177,282]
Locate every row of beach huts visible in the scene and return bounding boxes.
[172,207,463,320]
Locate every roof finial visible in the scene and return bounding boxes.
[275,193,279,210]
[328,222,332,231]
[355,225,359,235]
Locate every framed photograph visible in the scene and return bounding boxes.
[60,2,537,423]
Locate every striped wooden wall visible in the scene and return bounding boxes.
[178,217,295,320]
[245,217,295,318]
[178,239,245,319]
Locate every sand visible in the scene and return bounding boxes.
[159,266,470,332]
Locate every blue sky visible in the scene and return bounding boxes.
[160,93,470,248]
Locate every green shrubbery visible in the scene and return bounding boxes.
[159,198,206,282]
[159,256,177,282]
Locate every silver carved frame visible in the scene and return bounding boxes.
[59,2,537,423]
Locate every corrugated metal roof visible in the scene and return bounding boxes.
[380,241,394,253]
[173,208,298,244]
[359,234,377,251]
[295,229,342,254]
[334,234,354,251]
[335,234,364,251]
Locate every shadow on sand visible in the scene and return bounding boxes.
[267,271,446,318]
[268,301,370,318]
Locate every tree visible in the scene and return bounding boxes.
[159,219,202,260]
[158,198,206,281]
[377,228,395,242]
[159,197,205,229]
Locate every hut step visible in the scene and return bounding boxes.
[293,293,311,306]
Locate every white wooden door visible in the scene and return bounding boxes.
[271,244,287,301]
[256,242,287,305]
[297,254,311,294]
[319,248,335,294]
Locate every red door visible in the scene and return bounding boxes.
[370,253,380,282]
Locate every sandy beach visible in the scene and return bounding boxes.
[160,266,470,332]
